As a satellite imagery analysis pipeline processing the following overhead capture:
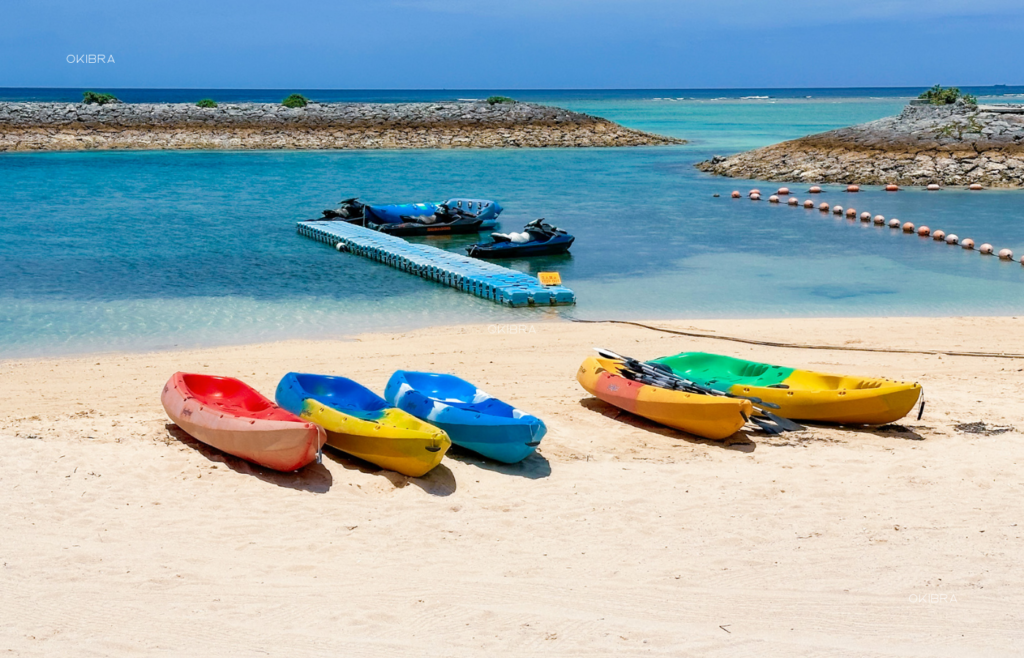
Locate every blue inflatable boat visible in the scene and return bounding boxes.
[384,371,546,464]
[364,198,502,229]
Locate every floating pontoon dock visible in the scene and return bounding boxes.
[297,220,576,307]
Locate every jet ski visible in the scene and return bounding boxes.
[321,198,502,228]
[372,204,485,236]
[321,198,366,220]
[466,219,574,259]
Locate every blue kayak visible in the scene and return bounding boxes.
[364,198,502,229]
[384,371,546,464]
[275,372,451,477]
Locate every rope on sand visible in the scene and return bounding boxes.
[569,319,1024,360]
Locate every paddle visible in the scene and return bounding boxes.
[594,348,805,434]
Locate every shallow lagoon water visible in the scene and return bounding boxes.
[2,93,1023,356]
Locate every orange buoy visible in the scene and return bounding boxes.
[888,219,900,228]
[803,200,814,208]
[945,234,959,245]
[999,248,1014,260]
[750,193,761,200]
[769,195,780,203]
[918,226,931,237]
[846,208,857,218]
[969,183,983,191]
[932,230,946,241]
[788,196,799,206]
[818,202,829,211]
[847,185,860,192]
[731,191,741,198]
[832,205,843,215]
[885,184,899,192]
[961,238,975,250]
[860,212,872,221]
[777,187,790,195]
[809,186,822,193]
[873,215,885,225]
[979,243,994,255]
[902,222,915,233]
[927,184,940,191]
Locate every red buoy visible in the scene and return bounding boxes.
[885,184,899,192]
[917,226,931,237]
[847,185,860,193]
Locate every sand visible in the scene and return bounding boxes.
[2,317,1023,656]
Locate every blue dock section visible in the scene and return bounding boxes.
[297,220,576,307]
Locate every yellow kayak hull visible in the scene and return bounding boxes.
[651,351,923,425]
[727,371,922,425]
[576,357,751,441]
[299,399,451,477]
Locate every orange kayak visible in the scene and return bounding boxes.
[161,372,326,472]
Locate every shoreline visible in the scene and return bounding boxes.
[0,100,683,151]
[3,316,1024,654]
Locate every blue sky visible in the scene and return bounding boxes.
[4,0,1022,88]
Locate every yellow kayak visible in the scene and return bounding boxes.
[651,352,923,425]
[276,373,451,477]
[576,356,752,440]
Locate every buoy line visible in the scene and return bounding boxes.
[731,187,1019,264]
[569,319,1024,360]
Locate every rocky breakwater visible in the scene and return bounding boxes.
[0,101,683,152]
[697,100,1024,188]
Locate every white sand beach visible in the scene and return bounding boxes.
[2,316,1023,656]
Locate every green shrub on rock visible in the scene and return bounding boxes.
[918,85,976,106]
[282,94,309,108]
[82,91,118,105]
[486,96,515,105]
[196,99,218,108]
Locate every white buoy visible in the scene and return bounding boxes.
[888,218,901,228]
[769,195,780,203]
[832,205,843,215]
[979,243,993,254]
[946,234,959,245]
[999,248,1013,260]
[873,215,885,225]
[927,183,941,191]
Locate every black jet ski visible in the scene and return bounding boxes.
[321,198,366,221]
[466,219,574,258]
[371,203,485,236]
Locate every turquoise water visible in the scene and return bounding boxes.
[2,93,1023,357]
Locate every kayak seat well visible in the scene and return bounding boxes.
[651,352,794,388]
[181,373,293,419]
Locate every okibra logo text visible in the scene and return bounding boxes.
[66,54,115,64]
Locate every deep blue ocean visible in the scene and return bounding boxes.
[2,88,1024,356]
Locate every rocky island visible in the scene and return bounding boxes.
[0,101,682,151]
[697,100,1024,188]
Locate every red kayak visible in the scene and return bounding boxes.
[161,372,326,472]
